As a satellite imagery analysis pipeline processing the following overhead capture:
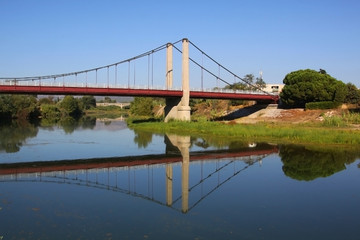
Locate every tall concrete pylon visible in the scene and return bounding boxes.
[178,38,191,121]
[166,43,173,89]
[164,38,191,122]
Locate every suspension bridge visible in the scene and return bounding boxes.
[0,38,279,121]
[0,142,278,213]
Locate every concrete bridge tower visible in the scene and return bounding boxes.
[164,38,191,122]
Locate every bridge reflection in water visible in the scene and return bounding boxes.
[0,135,277,213]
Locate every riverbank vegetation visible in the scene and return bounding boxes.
[126,68,360,145]
[0,94,127,124]
[0,95,95,121]
[0,95,40,121]
[127,119,360,145]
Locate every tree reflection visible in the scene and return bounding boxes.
[0,116,97,153]
[280,145,360,181]
[59,117,78,134]
[58,116,96,134]
[133,129,153,148]
[0,121,38,153]
[79,116,96,130]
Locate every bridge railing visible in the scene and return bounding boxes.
[0,79,278,96]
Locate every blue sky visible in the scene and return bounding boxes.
[1,0,359,88]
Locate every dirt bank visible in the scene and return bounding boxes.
[232,104,355,124]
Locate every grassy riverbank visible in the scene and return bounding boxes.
[127,119,360,145]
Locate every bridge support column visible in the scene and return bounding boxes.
[179,38,191,121]
[164,97,180,122]
[164,38,191,122]
[166,43,173,89]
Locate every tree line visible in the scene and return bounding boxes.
[0,95,96,122]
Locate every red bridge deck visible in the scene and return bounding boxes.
[0,85,279,102]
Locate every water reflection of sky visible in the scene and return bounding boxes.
[1,154,360,240]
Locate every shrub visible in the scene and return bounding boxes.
[305,101,341,110]
[41,104,61,119]
[59,96,81,117]
[0,95,40,120]
[78,96,96,110]
[129,97,154,117]
[344,83,360,104]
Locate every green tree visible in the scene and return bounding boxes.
[129,97,154,116]
[0,95,14,120]
[224,74,264,91]
[78,96,96,110]
[255,76,266,89]
[0,95,40,120]
[104,96,116,103]
[224,82,247,91]
[41,104,61,119]
[344,83,360,104]
[13,95,40,119]
[280,69,346,108]
[243,74,254,85]
[59,96,81,117]
[38,96,55,105]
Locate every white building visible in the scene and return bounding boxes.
[262,84,284,93]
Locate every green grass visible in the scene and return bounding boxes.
[320,112,360,127]
[127,119,360,145]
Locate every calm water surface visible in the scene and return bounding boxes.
[0,120,360,240]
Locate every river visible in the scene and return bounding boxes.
[0,119,359,240]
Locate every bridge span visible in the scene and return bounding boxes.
[0,38,279,121]
[0,82,278,102]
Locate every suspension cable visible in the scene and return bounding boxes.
[0,39,182,82]
[0,38,271,96]
[188,40,270,94]
[172,44,232,86]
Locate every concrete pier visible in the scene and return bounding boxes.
[164,38,191,122]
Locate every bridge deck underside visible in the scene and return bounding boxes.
[0,85,279,102]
